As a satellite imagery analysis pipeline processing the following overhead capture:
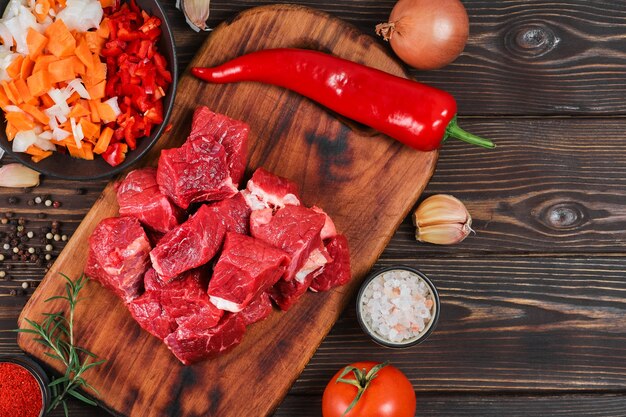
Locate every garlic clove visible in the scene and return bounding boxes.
[178,0,212,32]
[0,163,40,188]
[416,223,472,245]
[412,194,473,245]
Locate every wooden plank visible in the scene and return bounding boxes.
[292,256,626,392]
[163,0,626,116]
[387,118,626,255]
[275,394,626,416]
[17,5,437,417]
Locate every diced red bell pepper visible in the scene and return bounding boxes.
[102,143,128,167]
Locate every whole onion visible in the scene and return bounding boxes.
[376,0,469,70]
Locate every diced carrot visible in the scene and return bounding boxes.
[6,112,36,130]
[80,118,100,141]
[97,17,111,38]
[27,28,48,59]
[20,103,50,124]
[97,101,117,123]
[57,0,66,7]
[92,57,106,80]
[74,38,94,71]
[7,81,22,104]
[1,81,18,104]
[94,126,113,154]
[82,141,94,160]
[40,93,54,108]
[68,102,90,119]
[84,32,105,54]
[48,57,76,83]
[5,123,18,141]
[6,56,24,80]
[20,57,35,79]
[88,100,101,123]
[71,56,86,75]
[0,87,9,108]
[45,19,76,57]
[87,80,106,100]
[33,0,51,23]
[32,151,53,163]
[26,144,49,156]
[98,0,115,10]
[66,91,80,105]
[32,55,59,73]
[27,70,51,98]
[14,79,33,103]
[67,142,85,159]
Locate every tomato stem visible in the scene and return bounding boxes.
[336,362,389,416]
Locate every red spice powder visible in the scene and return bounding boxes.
[0,362,43,417]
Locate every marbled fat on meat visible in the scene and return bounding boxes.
[205,193,251,235]
[189,106,249,185]
[242,168,301,210]
[84,217,151,303]
[150,204,226,281]
[208,233,290,312]
[157,135,237,209]
[116,168,185,233]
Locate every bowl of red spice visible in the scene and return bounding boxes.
[0,355,51,417]
[0,0,177,180]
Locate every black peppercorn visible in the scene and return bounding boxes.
[7,196,18,204]
[30,254,38,262]
[17,218,25,225]
[36,259,44,267]
[51,221,60,229]
[11,254,18,261]
[27,199,35,206]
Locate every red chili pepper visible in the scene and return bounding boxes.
[191,49,494,151]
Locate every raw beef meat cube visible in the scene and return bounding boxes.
[164,313,246,365]
[117,168,185,233]
[189,106,249,185]
[150,204,226,281]
[128,268,223,340]
[157,136,237,209]
[85,217,151,302]
[251,205,326,281]
[205,193,251,235]
[239,292,273,326]
[208,233,290,312]
[269,269,318,311]
[310,235,352,292]
[293,245,332,283]
[311,206,337,240]
[242,168,301,211]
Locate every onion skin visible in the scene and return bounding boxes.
[376,0,469,70]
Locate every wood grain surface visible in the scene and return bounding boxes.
[16,5,437,417]
[2,0,626,416]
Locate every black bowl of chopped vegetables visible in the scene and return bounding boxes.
[0,0,177,180]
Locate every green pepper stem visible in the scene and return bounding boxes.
[445,117,495,149]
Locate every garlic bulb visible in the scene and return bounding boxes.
[0,163,40,187]
[177,0,211,32]
[412,194,473,245]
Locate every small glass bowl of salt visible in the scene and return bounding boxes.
[356,266,440,348]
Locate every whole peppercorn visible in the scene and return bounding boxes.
[0,271,5,278]
[44,200,52,207]
[34,196,42,204]
[17,218,25,226]
[53,201,61,208]
[27,199,35,206]
[11,254,19,261]
[1,217,8,225]
[51,221,60,229]
[7,196,18,204]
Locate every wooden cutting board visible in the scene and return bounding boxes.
[18,4,438,417]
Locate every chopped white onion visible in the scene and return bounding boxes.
[12,129,38,152]
[66,79,91,99]
[70,117,84,147]
[4,105,23,113]
[39,131,53,140]
[101,97,121,123]
[56,0,103,32]
[0,148,5,161]
[35,137,56,151]
[52,127,70,141]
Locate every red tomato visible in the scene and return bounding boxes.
[322,362,416,417]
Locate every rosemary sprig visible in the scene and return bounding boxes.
[16,273,106,417]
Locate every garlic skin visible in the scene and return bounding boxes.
[0,163,40,187]
[177,0,212,32]
[412,194,472,245]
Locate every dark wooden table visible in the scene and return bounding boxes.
[2,0,626,415]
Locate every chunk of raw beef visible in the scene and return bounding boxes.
[242,168,300,211]
[239,292,273,326]
[189,107,249,185]
[205,193,251,235]
[250,205,326,281]
[117,168,185,233]
[311,206,337,240]
[128,268,223,340]
[164,313,246,365]
[85,217,151,302]
[157,136,237,209]
[310,235,352,292]
[208,233,290,312]
[150,204,226,281]
[269,269,319,311]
